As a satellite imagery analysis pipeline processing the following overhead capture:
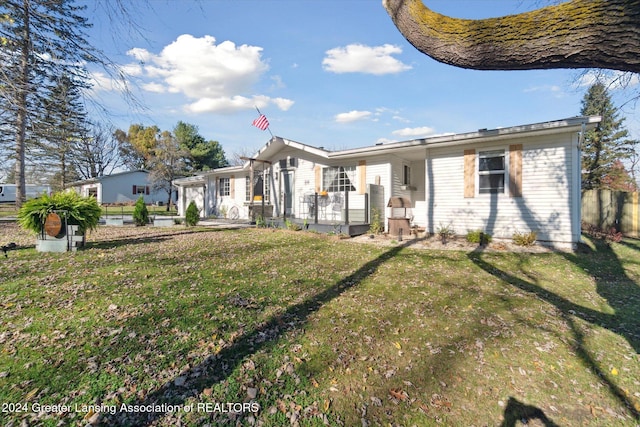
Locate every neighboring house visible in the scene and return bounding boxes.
[69,170,173,205]
[174,116,601,248]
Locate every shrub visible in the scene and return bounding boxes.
[18,190,101,235]
[185,201,200,226]
[512,230,537,246]
[436,223,455,244]
[466,229,492,245]
[132,196,149,226]
[285,219,301,231]
[369,208,383,234]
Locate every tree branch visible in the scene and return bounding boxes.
[383,0,640,73]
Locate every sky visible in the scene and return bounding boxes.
[82,0,640,159]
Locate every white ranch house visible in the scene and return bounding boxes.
[174,116,601,249]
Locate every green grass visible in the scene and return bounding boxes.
[0,224,639,426]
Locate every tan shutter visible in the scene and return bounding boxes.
[509,144,523,197]
[464,149,475,198]
[358,160,366,194]
[230,175,235,198]
[314,166,321,193]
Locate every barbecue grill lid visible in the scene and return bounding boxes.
[387,196,412,208]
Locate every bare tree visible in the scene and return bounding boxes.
[72,124,122,180]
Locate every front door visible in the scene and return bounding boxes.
[281,170,294,217]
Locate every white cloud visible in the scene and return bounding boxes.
[120,34,293,114]
[392,126,436,137]
[335,110,372,123]
[272,97,295,111]
[142,82,166,93]
[323,44,412,75]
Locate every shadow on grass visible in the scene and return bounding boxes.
[469,238,640,420]
[86,228,227,250]
[99,240,412,426]
[499,397,560,427]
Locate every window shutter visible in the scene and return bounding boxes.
[509,144,523,197]
[132,185,136,195]
[358,160,366,194]
[464,149,475,198]
[230,175,235,198]
[146,186,150,195]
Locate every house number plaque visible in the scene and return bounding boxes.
[44,212,62,237]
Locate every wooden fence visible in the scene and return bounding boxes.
[582,189,639,237]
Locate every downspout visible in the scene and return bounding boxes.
[576,123,586,247]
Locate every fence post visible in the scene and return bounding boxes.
[344,189,349,225]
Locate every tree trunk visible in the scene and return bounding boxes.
[383,0,640,73]
[14,0,31,209]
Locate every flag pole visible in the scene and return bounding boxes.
[255,106,274,138]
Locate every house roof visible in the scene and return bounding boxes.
[67,169,150,187]
[173,115,601,186]
[330,115,601,159]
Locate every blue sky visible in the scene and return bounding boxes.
[84,0,640,158]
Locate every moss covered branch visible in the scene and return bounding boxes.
[383,0,640,73]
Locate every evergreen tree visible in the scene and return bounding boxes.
[35,73,88,190]
[580,82,637,190]
[0,0,96,207]
[173,121,228,171]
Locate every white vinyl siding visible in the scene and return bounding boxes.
[425,133,574,244]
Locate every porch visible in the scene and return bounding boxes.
[250,190,372,237]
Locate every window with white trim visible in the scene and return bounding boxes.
[219,178,230,197]
[322,166,356,192]
[478,150,506,194]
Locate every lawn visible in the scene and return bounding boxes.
[0,224,638,426]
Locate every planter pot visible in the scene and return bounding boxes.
[36,225,85,252]
[105,218,124,226]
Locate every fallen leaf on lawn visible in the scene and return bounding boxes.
[83,409,96,420]
[389,388,408,401]
[323,399,331,411]
[611,367,619,376]
[393,341,402,350]
[24,387,39,401]
[311,377,319,388]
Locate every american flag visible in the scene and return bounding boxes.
[252,114,269,131]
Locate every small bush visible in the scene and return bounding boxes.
[512,230,537,246]
[466,229,492,245]
[256,215,266,228]
[285,219,301,231]
[133,196,149,226]
[185,201,200,226]
[369,208,384,235]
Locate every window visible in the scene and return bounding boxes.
[245,170,270,202]
[323,166,356,192]
[403,164,411,185]
[478,150,505,194]
[133,185,149,195]
[219,178,230,197]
